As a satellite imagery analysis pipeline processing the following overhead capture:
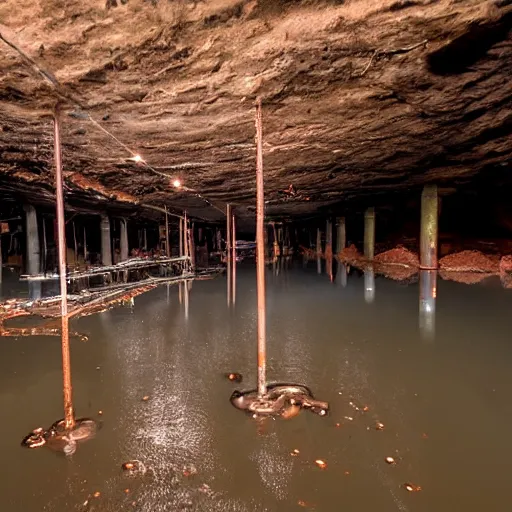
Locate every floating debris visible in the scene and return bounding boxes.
[362,405,370,412]
[375,422,385,430]
[403,483,422,492]
[122,460,147,475]
[93,492,101,498]
[291,449,300,456]
[315,459,327,469]
[142,396,150,401]
[183,464,197,477]
[344,416,354,421]
[385,456,396,465]
[98,410,103,416]
[124,489,130,494]
[298,500,308,507]
[421,433,429,439]
[225,372,243,383]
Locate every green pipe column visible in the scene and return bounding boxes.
[100,215,112,266]
[120,218,129,261]
[364,207,375,260]
[420,184,438,269]
[336,217,346,254]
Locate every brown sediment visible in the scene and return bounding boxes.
[439,250,500,273]
[374,246,419,268]
[337,244,362,265]
[499,255,512,274]
[300,246,317,259]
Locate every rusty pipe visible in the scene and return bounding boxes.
[54,108,75,431]
[255,98,267,398]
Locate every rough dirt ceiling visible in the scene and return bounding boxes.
[0,0,511,225]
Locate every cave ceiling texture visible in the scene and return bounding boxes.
[0,0,511,226]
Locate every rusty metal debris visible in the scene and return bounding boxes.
[315,459,327,469]
[375,422,385,430]
[225,372,243,383]
[230,383,329,418]
[121,460,147,475]
[21,418,98,456]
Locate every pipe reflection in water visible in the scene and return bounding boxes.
[419,270,437,341]
[183,280,189,320]
[326,256,333,282]
[316,256,321,274]
[364,266,375,303]
[336,261,348,287]
[28,281,41,300]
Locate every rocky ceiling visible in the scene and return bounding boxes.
[0,0,511,226]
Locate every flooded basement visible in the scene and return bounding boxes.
[1,263,512,512]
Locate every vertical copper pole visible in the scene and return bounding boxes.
[255,98,267,397]
[184,212,189,271]
[42,217,47,274]
[179,218,183,257]
[232,212,236,304]
[226,203,232,306]
[72,221,78,266]
[165,206,170,258]
[54,109,75,431]
[189,222,196,270]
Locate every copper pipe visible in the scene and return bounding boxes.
[255,98,267,398]
[189,222,195,270]
[165,206,170,258]
[226,203,232,306]
[232,212,236,305]
[179,218,183,258]
[54,108,75,430]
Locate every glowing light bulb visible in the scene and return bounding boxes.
[173,179,182,188]
[133,155,142,162]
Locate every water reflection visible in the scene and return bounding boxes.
[419,269,437,341]
[364,266,375,303]
[336,261,348,287]
[28,281,41,300]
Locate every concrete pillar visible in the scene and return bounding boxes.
[120,219,129,261]
[364,207,375,261]
[325,219,333,258]
[24,204,40,275]
[420,184,438,269]
[100,215,112,266]
[336,217,346,254]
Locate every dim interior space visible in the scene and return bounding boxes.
[1,1,512,511]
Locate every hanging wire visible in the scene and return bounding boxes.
[0,30,230,218]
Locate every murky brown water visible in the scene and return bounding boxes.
[1,262,512,511]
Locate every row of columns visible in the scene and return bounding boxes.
[320,184,439,269]
[21,208,175,274]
